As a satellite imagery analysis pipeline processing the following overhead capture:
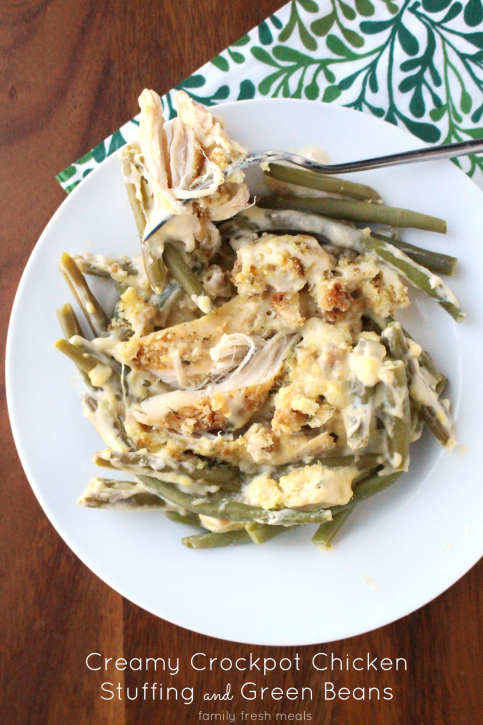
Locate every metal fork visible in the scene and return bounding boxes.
[143,136,483,242]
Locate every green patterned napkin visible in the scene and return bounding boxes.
[57,0,483,192]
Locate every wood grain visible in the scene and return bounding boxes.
[0,1,481,723]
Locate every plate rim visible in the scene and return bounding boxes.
[6,97,483,646]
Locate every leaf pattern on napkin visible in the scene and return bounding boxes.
[58,0,483,192]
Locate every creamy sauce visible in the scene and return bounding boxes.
[297,146,331,164]
[349,336,386,388]
[244,463,357,509]
[88,364,112,387]
[191,294,212,314]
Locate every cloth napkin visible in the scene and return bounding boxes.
[57,0,483,192]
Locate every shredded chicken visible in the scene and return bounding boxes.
[119,89,249,239]
[133,333,296,432]
[117,294,289,383]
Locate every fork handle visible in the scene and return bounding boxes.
[144,137,483,241]
[254,138,483,175]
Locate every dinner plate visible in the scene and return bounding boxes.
[7,99,483,646]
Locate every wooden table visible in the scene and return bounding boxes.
[1,2,481,723]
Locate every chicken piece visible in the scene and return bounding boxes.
[196,182,250,222]
[122,414,338,471]
[150,422,337,472]
[133,333,294,433]
[116,294,289,384]
[120,89,249,239]
[169,118,205,190]
[134,379,274,434]
[137,393,225,434]
[138,89,172,189]
[139,89,226,203]
[175,91,247,169]
[136,90,186,233]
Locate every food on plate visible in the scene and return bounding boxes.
[54,89,462,550]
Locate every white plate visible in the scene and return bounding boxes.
[7,100,483,646]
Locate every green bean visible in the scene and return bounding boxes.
[125,493,165,508]
[122,159,167,294]
[409,406,424,443]
[418,350,445,389]
[92,457,115,470]
[59,252,109,336]
[56,304,93,388]
[70,335,122,375]
[345,379,375,450]
[389,319,444,385]
[79,478,165,509]
[188,461,242,486]
[54,338,100,373]
[150,282,182,308]
[370,232,457,276]
[361,315,383,335]
[182,530,252,549]
[72,254,139,279]
[207,479,243,493]
[382,322,454,446]
[73,260,109,278]
[436,375,448,395]
[136,475,332,525]
[419,407,453,445]
[122,158,146,238]
[315,454,380,468]
[381,360,410,471]
[380,315,447,393]
[141,207,168,293]
[64,336,122,396]
[265,164,382,201]
[365,236,464,322]
[330,469,404,517]
[313,455,358,467]
[56,303,83,339]
[141,242,166,295]
[312,509,353,549]
[221,207,336,239]
[306,469,405,547]
[83,396,134,451]
[94,450,242,490]
[163,242,203,297]
[54,336,122,399]
[258,196,447,234]
[245,523,291,544]
[164,511,201,526]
